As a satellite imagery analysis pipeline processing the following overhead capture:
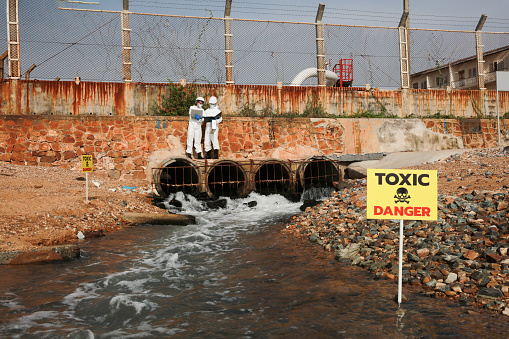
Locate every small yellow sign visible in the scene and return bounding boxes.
[81,155,93,172]
[367,169,437,220]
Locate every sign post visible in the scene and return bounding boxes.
[496,71,509,147]
[367,169,437,305]
[81,155,93,201]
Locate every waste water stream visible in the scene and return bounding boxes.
[1,192,508,338]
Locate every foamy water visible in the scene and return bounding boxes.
[1,191,508,338]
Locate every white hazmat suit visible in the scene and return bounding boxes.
[203,96,222,159]
[186,97,204,159]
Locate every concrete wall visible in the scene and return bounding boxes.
[0,115,507,183]
[1,80,509,118]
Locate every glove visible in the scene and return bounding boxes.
[193,113,201,120]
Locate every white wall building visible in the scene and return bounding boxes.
[410,45,509,90]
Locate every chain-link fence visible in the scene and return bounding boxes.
[1,1,508,88]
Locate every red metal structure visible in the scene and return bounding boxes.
[333,58,353,87]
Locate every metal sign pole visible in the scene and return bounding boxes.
[398,219,404,305]
[496,71,501,147]
[86,172,89,202]
[497,87,501,147]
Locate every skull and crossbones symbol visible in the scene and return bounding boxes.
[394,187,411,204]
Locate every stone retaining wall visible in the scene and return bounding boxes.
[0,115,507,182]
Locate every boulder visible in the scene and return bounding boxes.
[206,198,228,209]
[335,243,361,261]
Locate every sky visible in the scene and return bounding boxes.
[59,0,509,31]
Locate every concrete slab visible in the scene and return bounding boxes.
[121,212,196,225]
[0,244,80,265]
[355,149,470,170]
[330,152,385,162]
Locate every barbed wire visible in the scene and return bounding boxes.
[2,1,508,86]
[128,0,509,29]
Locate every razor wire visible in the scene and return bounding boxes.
[1,1,509,89]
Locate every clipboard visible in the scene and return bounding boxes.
[190,108,204,119]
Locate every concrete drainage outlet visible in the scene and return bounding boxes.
[153,158,201,198]
[206,160,248,198]
[298,156,342,190]
[253,160,292,196]
[152,157,344,200]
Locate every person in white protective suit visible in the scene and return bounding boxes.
[186,97,205,159]
[203,96,222,159]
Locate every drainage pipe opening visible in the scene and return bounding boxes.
[299,157,342,190]
[153,158,201,198]
[207,160,247,198]
[254,160,292,195]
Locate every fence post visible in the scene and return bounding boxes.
[0,51,7,79]
[475,15,487,117]
[398,2,411,117]
[6,0,20,79]
[398,11,410,89]
[475,15,487,90]
[24,63,36,80]
[122,0,132,83]
[315,3,325,87]
[224,0,234,85]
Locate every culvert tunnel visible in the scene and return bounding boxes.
[206,160,248,198]
[153,157,343,199]
[253,160,292,196]
[298,156,342,191]
[153,158,201,197]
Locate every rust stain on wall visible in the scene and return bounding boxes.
[0,80,508,118]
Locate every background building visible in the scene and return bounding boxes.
[411,45,509,90]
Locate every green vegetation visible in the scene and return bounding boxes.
[407,111,456,119]
[151,82,211,116]
[302,98,328,118]
[237,103,259,117]
[152,90,504,120]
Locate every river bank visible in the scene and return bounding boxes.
[1,148,508,316]
[0,163,163,253]
[284,148,509,316]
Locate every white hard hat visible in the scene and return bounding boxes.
[208,96,217,104]
[196,97,205,102]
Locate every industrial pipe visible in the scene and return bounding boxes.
[290,68,338,87]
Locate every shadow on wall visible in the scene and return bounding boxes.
[377,119,464,152]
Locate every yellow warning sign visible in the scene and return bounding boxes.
[367,169,437,220]
[81,155,93,172]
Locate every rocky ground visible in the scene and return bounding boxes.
[284,148,509,316]
[0,163,163,252]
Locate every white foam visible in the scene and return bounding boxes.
[109,295,155,314]
[12,193,304,337]
[115,278,151,294]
